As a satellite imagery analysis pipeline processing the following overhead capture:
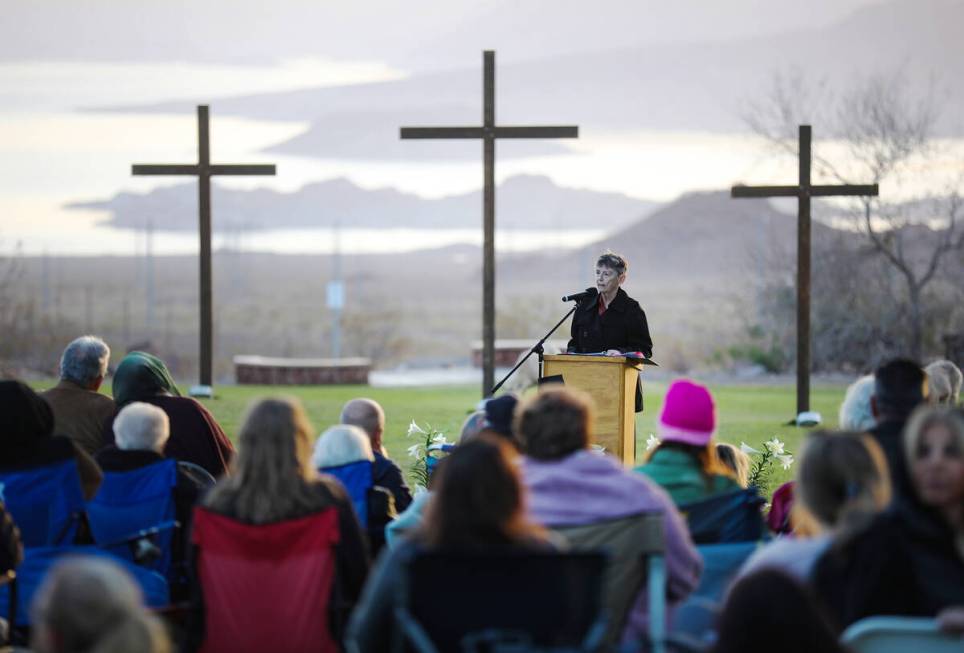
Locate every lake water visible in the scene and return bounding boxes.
[2,59,962,256]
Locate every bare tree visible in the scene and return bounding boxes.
[744,68,964,360]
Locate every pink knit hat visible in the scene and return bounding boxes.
[657,379,716,446]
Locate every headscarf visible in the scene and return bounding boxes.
[0,380,55,447]
[112,352,180,408]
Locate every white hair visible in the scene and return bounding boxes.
[312,424,373,469]
[339,398,384,440]
[925,359,963,405]
[838,374,876,431]
[113,402,170,452]
[59,336,110,387]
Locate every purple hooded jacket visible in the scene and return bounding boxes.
[521,449,702,640]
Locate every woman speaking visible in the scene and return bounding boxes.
[567,251,653,410]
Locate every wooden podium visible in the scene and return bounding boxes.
[542,354,643,465]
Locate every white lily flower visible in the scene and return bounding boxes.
[407,420,426,437]
[740,442,761,455]
[776,453,794,470]
[406,444,421,459]
[645,433,660,452]
[765,437,785,454]
[431,433,447,444]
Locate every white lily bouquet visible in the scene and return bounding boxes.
[405,420,451,491]
[741,437,795,496]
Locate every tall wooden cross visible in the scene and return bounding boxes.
[132,105,276,390]
[400,50,579,396]
[732,125,878,417]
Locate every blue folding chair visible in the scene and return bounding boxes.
[86,459,178,577]
[322,460,375,527]
[842,616,964,653]
[678,489,766,546]
[0,546,169,628]
[0,460,86,547]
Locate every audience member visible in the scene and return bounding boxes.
[926,359,963,406]
[635,379,740,504]
[838,374,876,432]
[313,424,396,553]
[710,569,849,653]
[340,398,413,511]
[104,352,234,478]
[347,437,553,652]
[0,501,22,576]
[198,397,369,648]
[716,442,750,488]
[482,393,521,448]
[813,405,964,630]
[30,556,171,653]
[41,336,116,455]
[869,358,927,500]
[738,431,890,581]
[95,402,214,590]
[0,380,102,499]
[457,410,487,444]
[517,387,701,644]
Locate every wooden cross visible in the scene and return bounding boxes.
[732,125,878,417]
[401,50,579,396]
[132,105,276,390]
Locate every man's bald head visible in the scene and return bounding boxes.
[340,398,385,449]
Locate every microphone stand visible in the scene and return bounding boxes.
[489,301,581,397]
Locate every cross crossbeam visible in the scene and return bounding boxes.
[132,105,276,390]
[401,50,579,396]
[732,125,878,417]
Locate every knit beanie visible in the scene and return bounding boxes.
[657,379,715,446]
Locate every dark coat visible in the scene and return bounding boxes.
[812,499,964,632]
[373,451,413,512]
[868,419,914,502]
[567,288,653,357]
[567,288,653,412]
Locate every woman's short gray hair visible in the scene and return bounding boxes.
[596,250,628,274]
[113,402,170,452]
[59,336,110,387]
[838,374,876,432]
[312,424,374,469]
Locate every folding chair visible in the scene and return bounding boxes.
[0,460,86,547]
[552,512,666,651]
[86,459,178,576]
[677,489,766,546]
[395,551,608,653]
[842,615,964,653]
[192,505,342,653]
[0,546,169,629]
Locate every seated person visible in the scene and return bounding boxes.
[196,397,369,647]
[518,387,702,644]
[0,380,102,500]
[710,569,849,653]
[926,359,963,406]
[716,443,750,488]
[30,556,170,653]
[340,398,413,511]
[95,402,214,593]
[104,352,234,479]
[347,436,554,653]
[312,424,396,554]
[812,405,964,631]
[838,374,877,432]
[635,379,740,505]
[738,431,890,582]
[41,335,116,455]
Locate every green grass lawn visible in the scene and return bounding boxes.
[35,379,847,492]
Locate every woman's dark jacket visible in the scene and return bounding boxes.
[567,288,653,412]
[812,497,964,632]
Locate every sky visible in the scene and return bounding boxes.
[0,0,959,256]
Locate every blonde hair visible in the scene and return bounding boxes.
[903,405,964,472]
[792,431,890,537]
[716,442,751,488]
[205,397,328,524]
[31,556,170,653]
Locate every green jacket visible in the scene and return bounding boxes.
[634,448,740,506]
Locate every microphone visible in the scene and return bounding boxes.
[562,287,598,303]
